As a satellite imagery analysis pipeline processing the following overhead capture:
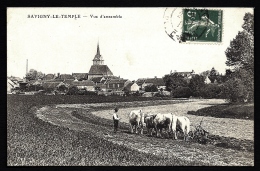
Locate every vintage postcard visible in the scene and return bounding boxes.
[7,8,254,166]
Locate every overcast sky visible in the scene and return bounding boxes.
[7,8,253,80]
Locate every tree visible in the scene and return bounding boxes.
[200,84,222,99]
[224,13,254,102]
[200,70,210,80]
[26,69,37,80]
[208,67,219,83]
[163,73,188,91]
[222,68,254,102]
[144,85,158,92]
[225,13,254,74]
[37,71,44,80]
[215,74,224,84]
[222,77,247,102]
[57,85,68,92]
[172,86,192,98]
[26,69,45,80]
[67,86,78,95]
[189,74,205,96]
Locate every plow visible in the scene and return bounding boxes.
[188,117,210,144]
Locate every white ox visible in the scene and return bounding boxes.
[153,113,178,138]
[128,110,145,134]
[175,116,191,141]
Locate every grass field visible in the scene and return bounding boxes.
[7,95,254,166]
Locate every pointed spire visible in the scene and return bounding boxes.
[93,41,104,65]
[97,41,100,56]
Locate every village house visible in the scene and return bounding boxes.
[72,73,88,81]
[42,73,75,81]
[106,79,131,92]
[204,76,211,84]
[42,82,60,92]
[43,74,56,80]
[7,77,20,93]
[71,80,95,91]
[89,76,106,91]
[137,77,166,91]
[136,78,146,90]
[59,74,74,80]
[8,76,23,83]
[19,81,29,92]
[62,79,74,85]
[91,76,105,84]
[25,80,42,91]
[170,70,195,84]
[124,82,139,92]
[171,70,195,78]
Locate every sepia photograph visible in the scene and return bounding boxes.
[7,7,254,166]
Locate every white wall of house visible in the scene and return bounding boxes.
[7,82,12,93]
[130,83,139,92]
[86,86,95,91]
[7,79,18,93]
[205,76,211,84]
[158,85,166,90]
[77,86,85,90]
[77,85,95,91]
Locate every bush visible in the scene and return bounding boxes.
[221,77,253,102]
[199,84,222,99]
[67,86,78,95]
[57,85,68,92]
[154,93,165,97]
[27,85,44,92]
[221,69,254,103]
[144,85,158,92]
[84,91,98,95]
[132,91,141,96]
[172,86,192,98]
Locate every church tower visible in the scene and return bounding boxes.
[93,42,104,65]
[88,42,114,80]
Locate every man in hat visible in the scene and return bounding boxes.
[113,107,120,133]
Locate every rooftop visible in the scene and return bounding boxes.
[89,65,113,76]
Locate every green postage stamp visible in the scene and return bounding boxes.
[182,9,223,42]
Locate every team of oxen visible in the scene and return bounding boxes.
[128,110,191,141]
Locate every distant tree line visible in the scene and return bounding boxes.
[163,67,225,99]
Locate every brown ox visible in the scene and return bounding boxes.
[153,113,178,138]
[144,113,157,136]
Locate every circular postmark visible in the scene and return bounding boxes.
[164,8,223,43]
[163,8,183,43]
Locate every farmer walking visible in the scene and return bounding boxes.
[113,107,120,133]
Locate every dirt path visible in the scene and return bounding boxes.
[35,99,254,166]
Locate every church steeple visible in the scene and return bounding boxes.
[88,41,114,80]
[97,42,100,56]
[93,42,104,65]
